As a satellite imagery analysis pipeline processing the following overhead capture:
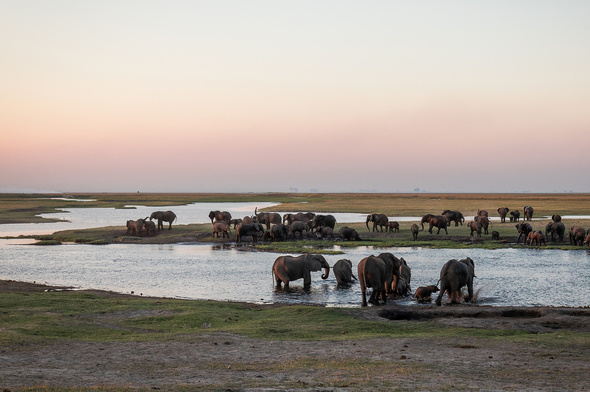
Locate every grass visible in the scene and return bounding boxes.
[3,289,586,347]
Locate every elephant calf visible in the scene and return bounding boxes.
[411,224,419,240]
[333,259,356,285]
[212,222,231,238]
[414,285,439,302]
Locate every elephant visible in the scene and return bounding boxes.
[476,215,490,235]
[411,224,419,240]
[569,226,586,246]
[414,285,439,302]
[270,224,289,241]
[476,209,489,218]
[376,252,403,296]
[283,212,315,225]
[333,259,357,285]
[551,214,562,222]
[125,219,144,236]
[497,207,510,223]
[584,233,590,248]
[393,258,411,296]
[435,257,475,306]
[212,222,231,238]
[510,210,521,222]
[208,210,231,225]
[288,221,310,239]
[143,219,156,237]
[387,221,400,233]
[357,255,390,307]
[524,206,534,221]
[255,207,282,230]
[516,223,533,244]
[235,222,264,243]
[545,221,565,242]
[527,231,546,246]
[272,253,330,290]
[421,214,448,234]
[467,221,482,236]
[366,213,389,232]
[229,218,243,229]
[338,226,361,241]
[310,214,337,232]
[316,226,334,240]
[492,231,500,240]
[151,210,177,230]
[442,210,464,227]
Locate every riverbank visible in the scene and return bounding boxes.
[1,280,589,391]
[0,281,590,391]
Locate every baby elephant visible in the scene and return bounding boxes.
[333,259,357,285]
[411,224,419,240]
[414,285,439,302]
[212,222,232,238]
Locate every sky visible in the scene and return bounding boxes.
[1,0,589,193]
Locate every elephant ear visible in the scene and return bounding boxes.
[305,254,324,271]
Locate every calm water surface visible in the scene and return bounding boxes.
[1,240,589,308]
[1,201,589,307]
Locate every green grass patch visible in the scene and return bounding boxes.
[3,290,589,349]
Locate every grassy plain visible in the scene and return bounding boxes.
[3,192,590,250]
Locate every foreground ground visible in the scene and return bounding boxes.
[1,281,589,391]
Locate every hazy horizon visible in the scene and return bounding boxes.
[2,1,590,194]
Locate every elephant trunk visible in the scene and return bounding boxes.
[366,216,371,231]
[321,264,330,280]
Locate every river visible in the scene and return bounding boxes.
[1,201,589,307]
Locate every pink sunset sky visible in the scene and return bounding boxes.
[1,0,589,193]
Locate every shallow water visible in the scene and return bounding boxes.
[1,240,589,308]
[1,201,590,308]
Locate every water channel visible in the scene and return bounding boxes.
[1,200,589,308]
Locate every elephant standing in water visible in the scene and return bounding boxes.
[333,259,357,285]
[435,257,475,306]
[150,211,177,230]
[357,253,401,307]
[272,253,330,290]
[366,213,389,232]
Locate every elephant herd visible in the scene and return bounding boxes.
[271,252,475,307]
[125,211,177,237]
[209,208,365,243]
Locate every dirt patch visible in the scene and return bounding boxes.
[2,280,590,391]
